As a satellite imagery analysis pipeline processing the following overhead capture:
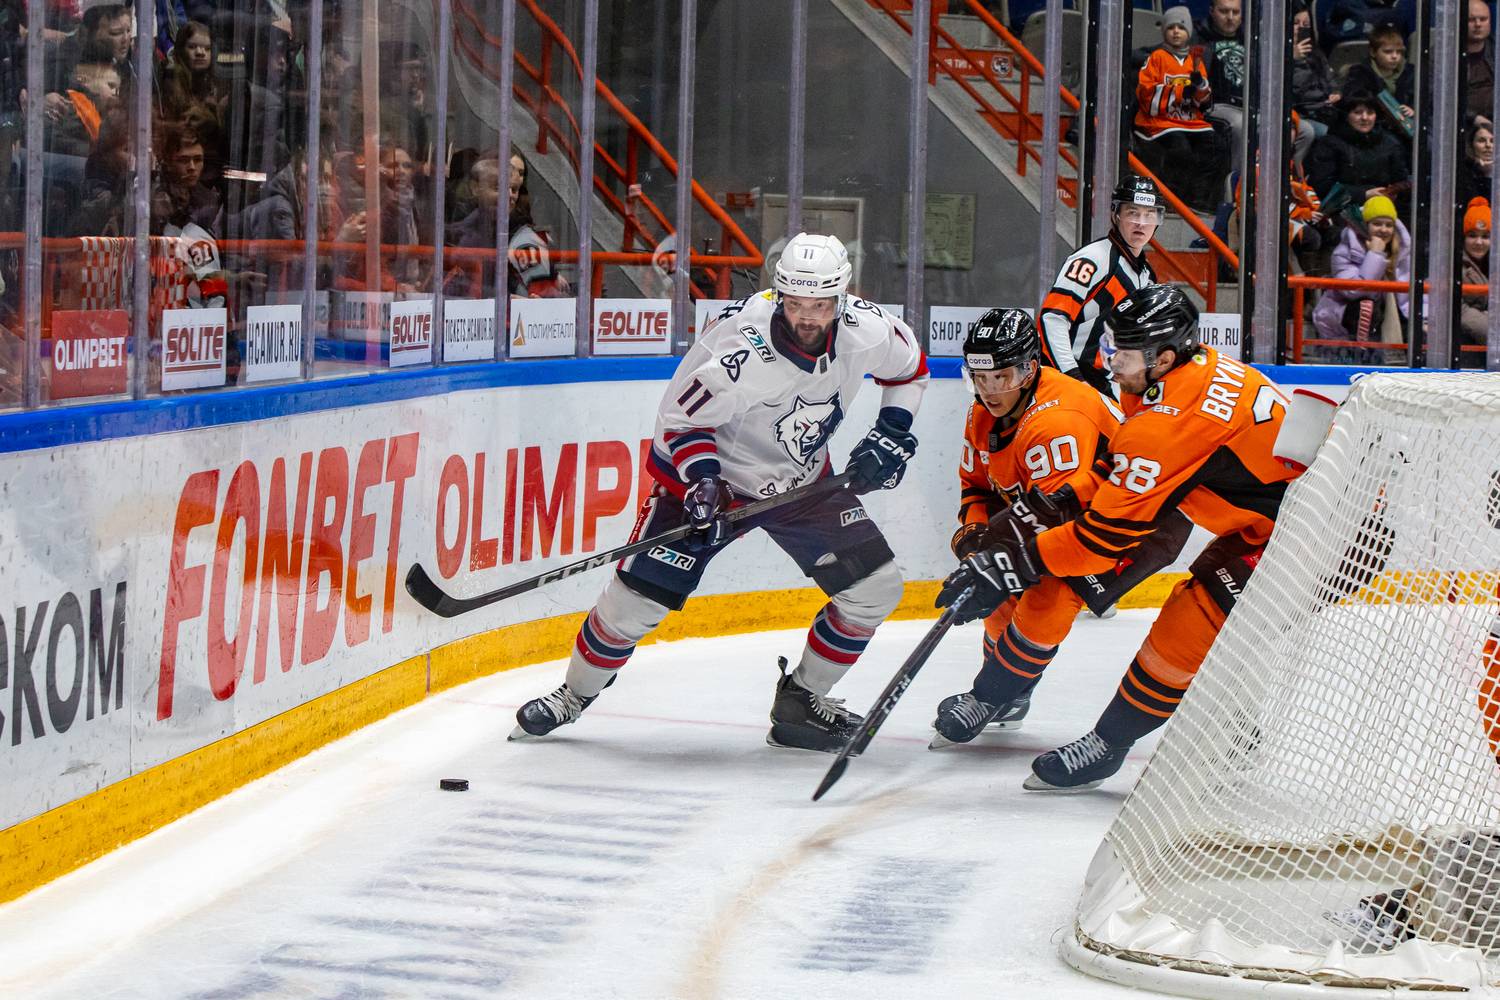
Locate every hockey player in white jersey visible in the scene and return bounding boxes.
[1038,175,1161,397]
[512,233,930,753]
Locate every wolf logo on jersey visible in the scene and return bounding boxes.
[774,393,844,465]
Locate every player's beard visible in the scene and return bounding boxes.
[793,321,830,350]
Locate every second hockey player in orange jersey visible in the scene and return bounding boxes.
[938,284,1300,789]
[929,307,1192,749]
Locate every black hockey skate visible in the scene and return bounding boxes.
[510,683,598,741]
[766,657,865,754]
[1024,730,1132,791]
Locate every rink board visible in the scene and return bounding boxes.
[0,361,1361,901]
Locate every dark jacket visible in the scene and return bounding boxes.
[1459,156,1494,209]
[1290,50,1338,122]
[1342,61,1415,109]
[1194,19,1246,107]
[1305,117,1410,205]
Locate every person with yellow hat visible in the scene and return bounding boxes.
[1460,196,1493,365]
[1311,192,1411,359]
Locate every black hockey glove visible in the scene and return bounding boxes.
[1001,483,1081,536]
[683,475,732,547]
[847,408,918,494]
[950,521,991,560]
[935,518,1044,625]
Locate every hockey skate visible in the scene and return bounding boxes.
[510,683,598,741]
[767,657,865,754]
[1024,730,1131,791]
[928,691,1030,749]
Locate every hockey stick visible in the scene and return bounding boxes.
[812,584,974,802]
[406,471,858,618]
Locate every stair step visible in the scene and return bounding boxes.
[938,13,1003,48]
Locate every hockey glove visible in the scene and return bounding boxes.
[950,521,991,560]
[1002,483,1081,536]
[683,475,732,547]
[935,518,1044,625]
[847,407,918,494]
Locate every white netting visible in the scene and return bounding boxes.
[1066,373,1500,997]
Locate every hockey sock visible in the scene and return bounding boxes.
[973,623,1057,706]
[1095,656,1188,747]
[564,577,669,697]
[795,602,877,696]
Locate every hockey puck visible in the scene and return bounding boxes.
[439,778,469,792]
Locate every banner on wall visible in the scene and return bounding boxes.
[593,298,672,355]
[331,291,391,342]
[509,297,577,358]
[50,309,129,399]
[161,307,228,390]
[388,299,434,368]
[1198,312,1243,361]
[244,304,303,383]
[10,366,1381,834]
[442,298,497,363]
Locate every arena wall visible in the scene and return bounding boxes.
[0,358,1369,901]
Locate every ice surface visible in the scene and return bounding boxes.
[0,614,1166,1000]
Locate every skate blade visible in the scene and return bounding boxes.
[985,718,1025,732]
[1022,773,1106,792]
[928,731,958,750]
[508,725,543,742]
[765,732,860,756]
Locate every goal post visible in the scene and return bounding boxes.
[1064,372,1500,997]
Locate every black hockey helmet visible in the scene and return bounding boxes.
[964,307,1039,372]
[1104,284,1200,368]
[964,308,1040,419]
[1110,174,1164,221]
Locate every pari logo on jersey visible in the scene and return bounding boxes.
[646,546,696,571]
[740,325,774,363]
[773,392,844,466]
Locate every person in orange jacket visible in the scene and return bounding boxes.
[1134,6,1229,212]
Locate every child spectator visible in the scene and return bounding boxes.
[1342,23,1415,138]
[1460,196,1492,366]
[1133,5,1227,212]
[1312,193,1411,355]
[46,58,118,158]
[1305,90,1410,216]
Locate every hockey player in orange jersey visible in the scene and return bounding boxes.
[937,284,1300,789]
[929,308,1191,748]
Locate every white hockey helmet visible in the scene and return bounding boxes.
[773,233,852,299]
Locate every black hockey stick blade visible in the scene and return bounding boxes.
[406,471,857,618]
[812,585,973,802]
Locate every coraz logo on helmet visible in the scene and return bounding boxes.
[773,233,853,302]
[1110,174,1166,225]
[963,307,1041,418]
[1102,284,1200,371]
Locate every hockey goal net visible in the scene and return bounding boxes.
[1064,372,1500,998]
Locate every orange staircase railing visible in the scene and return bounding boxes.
[449,0,762,300]
[867,0,1239,309]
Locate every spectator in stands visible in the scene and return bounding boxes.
[1134,6,1227,212]
[1290,3,1339,157]
[1305,90,1410,218]
[73,117,132,236]
[46,58,119,158]
[1195,0,1246,168]
[158,21,223,127]
[331,140,429,294]
[444,156,503,298]
[1465,0,1496,119]
[1460,197,1492,366]
[152,124,222,236]
[1342,23,1414,139]
[1460,116,1495,206]
[507,153,569,297]
[1317,0,1416,50]
[1312,193,1411,353]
